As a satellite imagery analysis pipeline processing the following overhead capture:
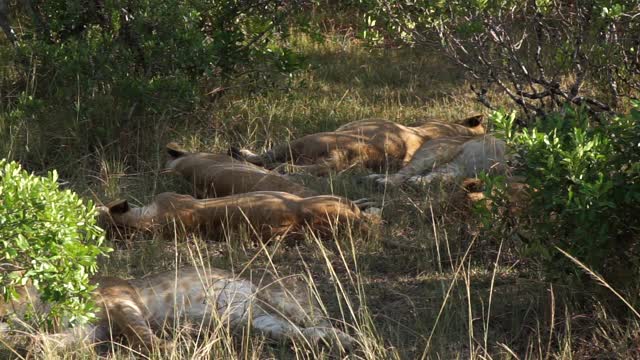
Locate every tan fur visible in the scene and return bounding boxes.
[0,267,356,353]
[165,143,317,198]
[461,178,531,217]
[98,191,372,240]
[237,115,486,176]
[369,135,507,188]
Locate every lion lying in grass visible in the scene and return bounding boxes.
[366,135,507,188]
[232,114,486,176]
[165,142,317,198]
[0,267,355,354]
[98,191,375,240]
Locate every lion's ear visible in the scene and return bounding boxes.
[460,114,485,128]
[166,142,188,159]
[462,178,484,192]
[107,199,130,214]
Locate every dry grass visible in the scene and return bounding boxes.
[1,31,636,360]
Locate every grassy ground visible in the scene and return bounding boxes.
[1,30,635,359]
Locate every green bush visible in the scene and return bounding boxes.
[0,160,111,325]
[485,104,640,286]
[1,1,311,167]
[7,0,307,102]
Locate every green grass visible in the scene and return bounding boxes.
[1,30,637,360]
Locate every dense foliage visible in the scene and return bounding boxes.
[362,0,640,115]
[484,105,640,286]
[5,0,305,79]
[0,160,110,324]
[0,0,308,165]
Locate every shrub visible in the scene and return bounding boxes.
[485,104,640,287]
[362,0,640,116]
[0,160,111,325]
[0,1,311,167]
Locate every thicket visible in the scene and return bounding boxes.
[0,0,310,168]
[362,0,640,115]
[486,106,640,288]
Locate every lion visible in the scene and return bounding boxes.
[98,191,374,241]
[165,143,317,198]
[231,114,486,176]
[366,134,530,218]
[366,135,507,188]
[0,266,356,354]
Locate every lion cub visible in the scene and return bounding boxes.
[165,143,317,198]
[233,115,486,176]
[98,191,372,240]
[0,267,355,353]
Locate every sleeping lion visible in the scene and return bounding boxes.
[367,135,507,188]
[232,114,486,176]
[0,267,355,354]
[164,142,317,198]
[98,191,375,241]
